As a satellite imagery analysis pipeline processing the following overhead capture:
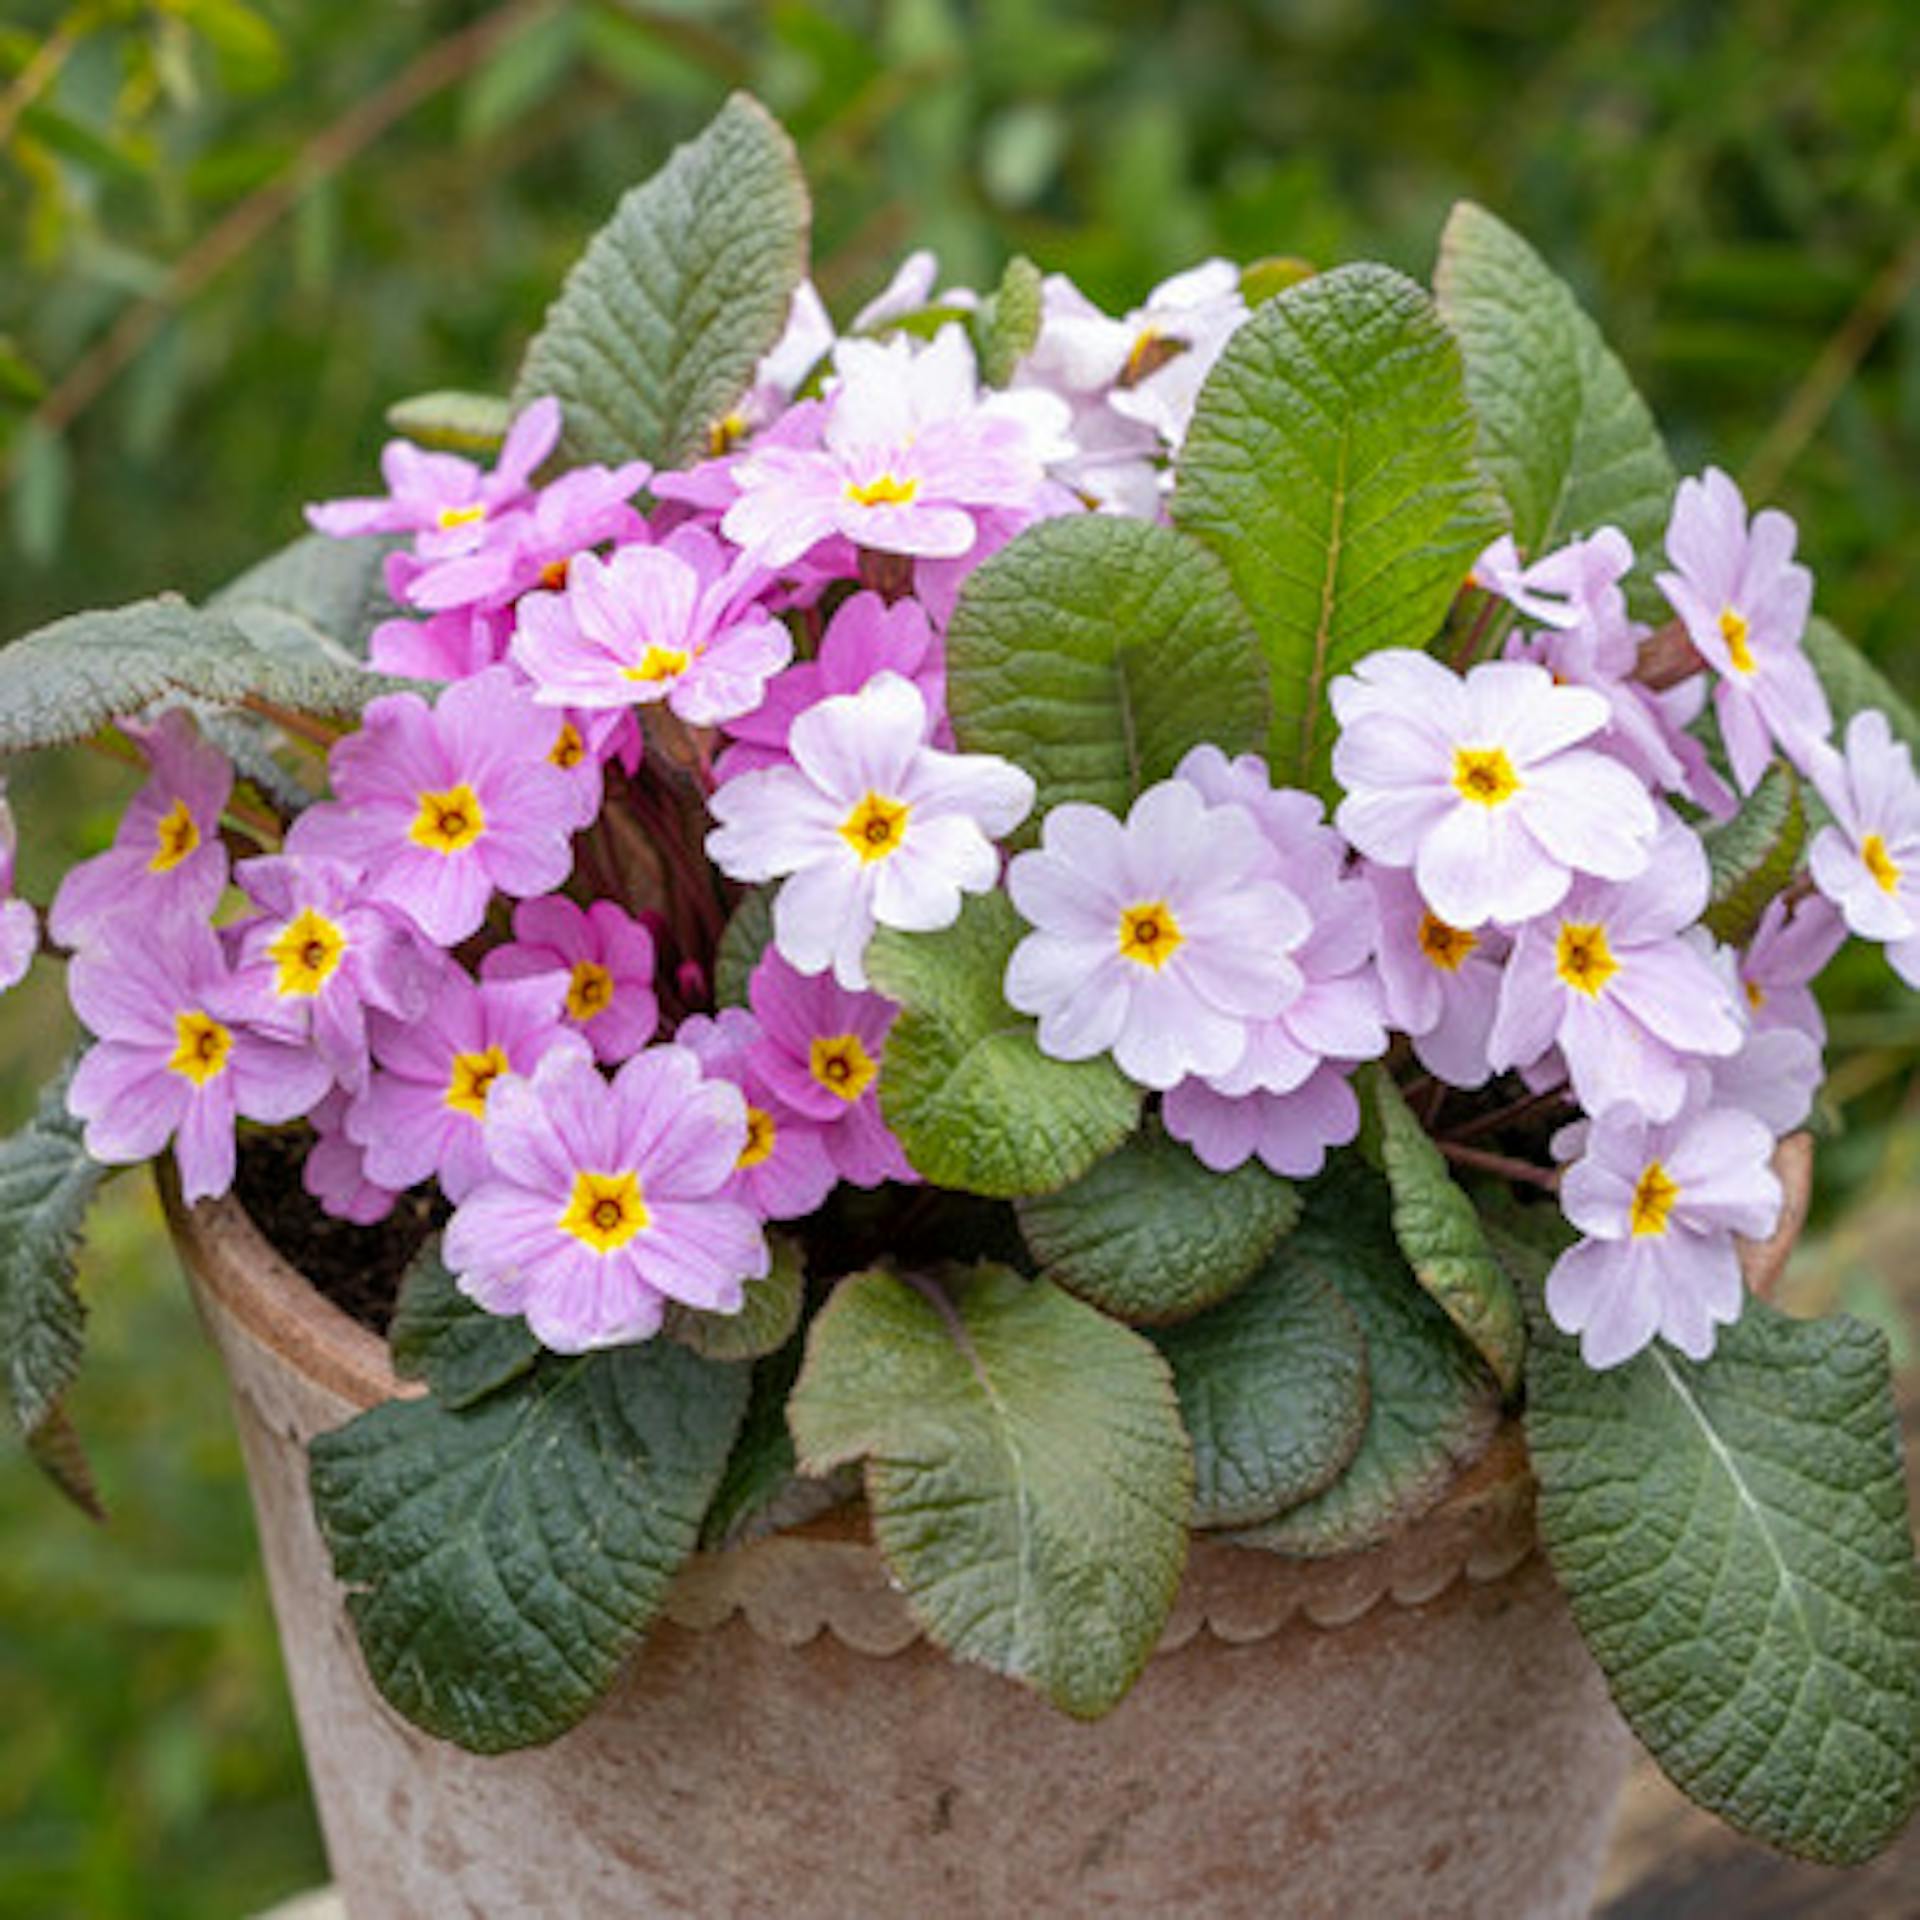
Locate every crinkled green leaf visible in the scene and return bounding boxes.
[310,1341,748,1754]
[385,389,513,455]
[1172,262,1503,795]
[388,1241,539,1412]
[1229,1167,1500,1557]
[1016,1119,1298,1324]
[1526,1300,1920,1865]
[977,252,1043,386]
[789,1264,1191,1718]
[1434,202,1675,601]
[944,514,1268,834]
[714,885,775,1009]
[700,1339,849,1551]
[666,1233,804,1361]
[1805,616,1920,756]
[209,530,398,665]
[1153,1244,1369,1529]
[511,93,811,469]
[865,892,1141,1199]
[1702,762,1806,947]
[1368,1067,1525,1393]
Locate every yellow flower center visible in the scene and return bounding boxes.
[1554,920,1620,997]
[1744,976,1767,1013]
[558,1169,650,1253]
[1117,900,1184,970]
[537,556,573,593]
[709,411,749,457]
[739,1106,777,1170]
[1718,606,1756,675]
[150,800,201,873]
[566,960,615,1023]
[1630,1160,1681,1238]
[844,473,919,508]
[1417,912,1478,973]
[624,645,693,685]
[410,784,487,856]
[436,502,487,532]
[1119,326,1188,387]
[1451,746,1522,809]
[809,1033,877,1104]
[1862,832,1902,895]
[550,722,587,770]
[168,1009,234,1087]
[445,1045,511,1120]
[267,907,348,999]
[838,791,912,864]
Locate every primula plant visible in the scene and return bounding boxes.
[4,96,1919,1865]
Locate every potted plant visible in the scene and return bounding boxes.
[3,94,1917,1918]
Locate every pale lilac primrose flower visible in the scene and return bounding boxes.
[231,855,434,1095]
[1005,778,1309,1092]
[1807,710,1920,987]
[1737,893,1844,1046]
[289,667,578,946]
[1707,1012,1824,1140]
[0,776,36,995]
[446,1045,770,1353]
[348,968,585,1203]
[1331,650,1658,930]
[1487,819,1744,1122]
[1655,467,1830,792]
[1366,864,1509,1090]
[1474,529,1634,637]
[480,897,659,1065]
[676,1006,839,1221]
[707,672,1033,990]
[1548,1088,1783,1369]
[303,1089,400,1226]
[850,249,977,331]
[306,398,561,559]
[746,949,914,1187]
[1163,1062,1363,1180]
[714,280,836,449]
[67,914,329,1204]
[511,528,792,728]
[49,710,233,950]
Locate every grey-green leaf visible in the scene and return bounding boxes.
[700,1340,849,1551]
[1017,1120,1299,1324]
[386,389,514,455]
[209,531,398,665]
[1229,1169,1500,1557]
[1702,762,1806,947]
[310,1342,748,1754]
[666,1233,804,1361]
[1433,202,1675,590]
[1804,616,1920,756]
[1172,262,1504,795]
[1153,1246,1370,1529]
[714,885,775,1010]
[789,1264,1192,1718]
[511,93,811,469]
[1526,1301,1920,1865]
[978,252,1044,386]
[388,1242,540,1411]
[944,514,1269,833]
[865,892,1141,1199]
[1368,1067,1525,1393]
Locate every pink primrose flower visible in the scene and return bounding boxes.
[1162,1062,1363,1180]
[480,897,659,1065]
[1365,864,1509,1091]
[368,605,512,682]
[303,1089,401,1225]
[0,777,36,995]
[444,1045,770,1353]
[1807,709,1920,987]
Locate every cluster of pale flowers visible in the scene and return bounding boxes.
[23,249,1920,1369]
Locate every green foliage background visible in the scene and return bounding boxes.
[1,1,1916,1909]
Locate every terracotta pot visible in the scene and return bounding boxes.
[165,1181,1633,1920]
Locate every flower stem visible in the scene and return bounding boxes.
[1436,1139,1561,1192]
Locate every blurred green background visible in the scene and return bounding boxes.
[2,1,1917,1912]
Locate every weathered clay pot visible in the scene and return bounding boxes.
[165,1182,1634,1920]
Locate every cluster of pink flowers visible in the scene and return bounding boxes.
[26,242,1920,1374]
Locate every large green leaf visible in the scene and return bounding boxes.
[1701,762,1806,946]
[1526,1301,1920,1865]
[209,531,397,665]
[1229,1169,1500,1557]
[1805,616,1920,755]
[1016,1120,1298,1324]
[310,1341,748,1753]
[789,1265,1191,1718]
[511,93,810,470]
[699,1340,852,1551]
[387,1242,539,1412]
[943,514,1269,832]
[666,1232,805,1361]
[1433,202,1675,580]
[1172,262,1503,794]
[1153,1245,1370,1529]
[865,893,1141,1199]
[1367,1067,1525,1393]
[976,252,1043,387]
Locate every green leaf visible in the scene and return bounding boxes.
[1229,1169,1500,1557]
[310,1341,749,1754]
[26,1404,104,1521]
[1240,256,1315,306]
[1367,1067,1525,1393]
[789,1265,1191,1718]
[700,1340,849,1551]
[944,514,1268,830]
[1153,1244,1370,1529]
[1702,762,1806,946]
[1173,262,1504,795]
[1433,202,1676,583]
[0,595,398,753]
[865,893,1141,1199]
[1526,1302,1920,1865]
[385,390,513,456]
[1016,1119,1299,1324]
[977,252,1043,386]
[713,885,775,1009]
[387,1242,539,1412]
[209,531,397,664]
[511,93,811,470]
[1805,616,1920,756]
[666,1233,804,1361]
